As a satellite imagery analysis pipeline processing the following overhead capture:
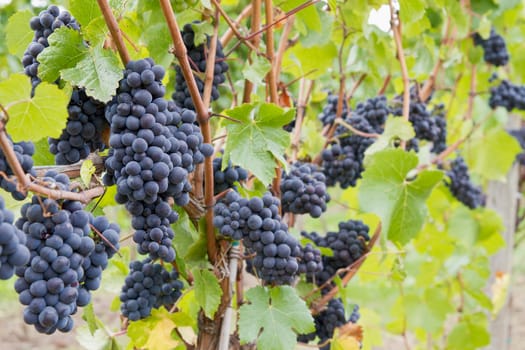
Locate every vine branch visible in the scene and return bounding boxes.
[390,1,410,122]
[97,0,130,64]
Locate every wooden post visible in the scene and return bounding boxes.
[484,115,520,350]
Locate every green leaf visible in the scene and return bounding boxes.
[6,10,34,58]
[465,128,521,181]
[62,45,122,102]
[69,0,102,27]
[37,27,88,83]
[82,303,100,335]
[358,149,444,245]
[447,314,490,349]
[80,159,96,187]
[33,137,56,165]
[76,326,118,350]
[283,42,338,79]
[399,0,425,23]
[0,74,70,142]
[191,268,222,318]
[365,117,415,156]
[189,21,213,46]
[127,308,184,350]
[242,53,272,84]
[239,286,314,350]
[222,103,293,185]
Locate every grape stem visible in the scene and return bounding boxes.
[33,153,105,178]
[265,0,278,104]
[333,118,381,138]
[214,0,257,52]
[0,121,105,203]
[378,74,392,95]
[310,222,382,315]
[291,79,314,162]
[242,0,262,103]
[218,243,241,350]
[97,0,130,64]
[389,0,410,123]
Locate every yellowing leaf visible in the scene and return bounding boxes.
[491,271,509,317]
[127,308,184,350]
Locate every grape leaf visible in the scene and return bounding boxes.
[127,308,185,350]
[32,137,55,165]
[358,149,443,245]
[82,303,102,335]
[239,286,314,350]
[61,45,122,102]
[222,103,294,185]
[0,74,69,142]
[365,118,415,156]
[76,326,117,350]
[191,268,222,318]
[446,313,490,349]
[80,159,96,187]
[69,0,102,27]
[6,10,34,58]
[242,53,272,84]
[37,27,88,83]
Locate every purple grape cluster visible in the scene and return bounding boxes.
[120,258,183,321]
[489,80,525,111]
[14,171,120,334]
[0,137,35,200]
[213,156,248,195]
[321,116,375,188]
[172,23,229,110]
[0,196,30,280]
[22,5,80,88]
[280,162,330,218]
[104,58,210,262]
[48,89,108,164]
[473,29,509,66]
[318,92,348,126]
[302,220,370,287]
[213,191,301,285]
[354,95,389,132]
[509,128,525,165]
[445,157,485,209]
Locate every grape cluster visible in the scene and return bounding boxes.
[321,116,375,188]
[349,304,360,323]
[354,95,389,132]
[120,258,183,321]
[172,23,229,110]
[213,191,301,285]
[0,197,30,280]
[22,5,80,88]
[473,29,509,66]
[296,243,323,278]
[489,80,525,111]
[509,128,525,165]
[104,58,209,262]
[280,162,330,218]
[393,101,442,144]
[430,104,447,154]
[302,220,370,287]
[0,137,35,200]
[444,157,485,209]
[297,298,347,349]
[48,89,108,164]
[213,156,248,195]
[318,92,348,126]
[14,171,120,334]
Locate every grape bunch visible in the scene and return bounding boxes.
[444,157,485,209]
[509,128,525,165]
[120,258,183,321]
[280,162,330,218]
[473,29,509,67]
[14,171,120,334]
[0,137,35,200]
[318,92,348,126]
[104,58,209,262]
[0,197,30,280]
[489,79,525,111]
[354,95,390,132]
[213,156,248,195]
[296,243,323,278]
[213,191,301,285]
[392,101,441,143]
[322,116,375,188]
[48,89,108,165]
[172,23,229,110]
[22,5,80,88]
[302,220,370,287]
[297,298,347,349]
